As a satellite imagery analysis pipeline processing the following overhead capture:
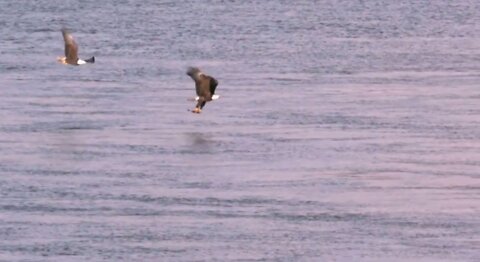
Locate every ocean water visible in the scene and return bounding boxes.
[0,0,479,261]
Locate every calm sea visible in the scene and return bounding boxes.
[0,0,479,261]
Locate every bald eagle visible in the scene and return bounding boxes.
[57,29,95,66]
[186,67,219,113]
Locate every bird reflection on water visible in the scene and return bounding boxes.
[185,132,214,147]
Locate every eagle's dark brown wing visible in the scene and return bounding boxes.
[209,76,218,96]
[195,74,218,99]
[195,75,209,97]
[62,29,79,63]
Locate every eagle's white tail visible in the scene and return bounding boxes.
[195,95,220,101]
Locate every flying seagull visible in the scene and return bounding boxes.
[186,67,219,113]
[57,28,95,65]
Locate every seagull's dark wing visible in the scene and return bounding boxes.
[62,29,78,62]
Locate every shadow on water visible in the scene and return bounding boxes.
[183,132,215,151]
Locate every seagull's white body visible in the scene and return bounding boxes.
[57,57,88,65]
[58,29,95,66]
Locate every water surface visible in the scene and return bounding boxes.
[0,0,479,261]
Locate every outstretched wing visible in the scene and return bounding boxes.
[61,29,78,62]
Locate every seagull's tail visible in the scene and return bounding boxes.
[85,56,95,63]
